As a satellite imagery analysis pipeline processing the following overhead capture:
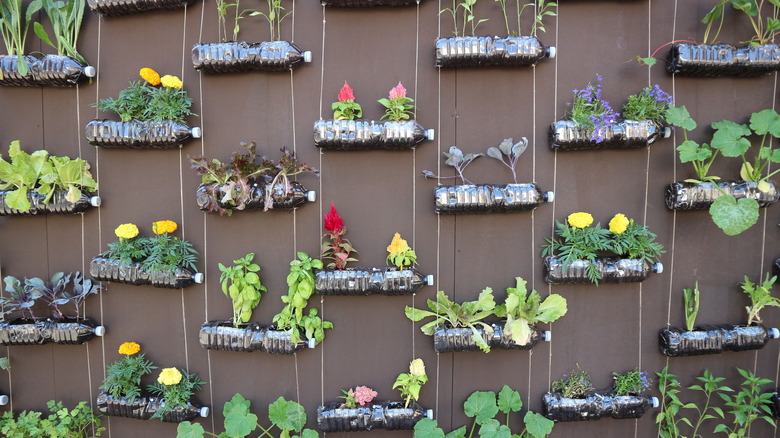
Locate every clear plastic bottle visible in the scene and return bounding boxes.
[0,317,103,345]
[542,392,657,422]
[435,36,554,68]
[667,43,780,77]
[314,267,432,295]
[543,256,662,284]
[96,392,208,423]
[90,256,203,289]
[435,183,552,213]
[433,323,547,352]
[665,180,779,210]
[0,55,94,86]
[317,401,432,432]
[87,0,194,16]
[85,119,201,149]
[320,0,418,6]
[196,179,314,212]
[313,120,433,150]
[549,120,670,151]
[659,324,778,357]
[0,190,100,216]
[192,41,312,73]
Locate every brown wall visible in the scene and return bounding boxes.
[1,0,779,437]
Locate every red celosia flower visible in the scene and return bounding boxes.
[324,203,344,233]
[338,81,355,102]
[389,82,406,100]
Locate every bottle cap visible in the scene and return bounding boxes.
[425,129,435,140]
[0,395,8,406]
[650,397,659,408]
[426,409,434,419]
[193,273,205,284]
[547,46,557,59]
[307,191,317,202]
[653,263,664,274]
[769,328,780,339]
[90,196,102,207]
[192,127,202,138]
[542,330,552,342]
[544,191,554,203]
[307,338,317,348]
[663,127,672,138]
[200,406,210,417]
[83,66,97,78]
[425,275,434,286]
[95,326,106,337]
[303,51,313,63]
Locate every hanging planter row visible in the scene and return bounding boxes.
[87,0,193,16]
[85,119,201,149]
[198,321,314,354]
[97,392,208,423]
[667,42,780,78]
[317,401,432,432]
[542,392,658,422]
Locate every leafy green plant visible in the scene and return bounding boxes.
[683,282,701,331]
[0,140,98,212]
[393,359,428,408]
[413,385,554,438]
[273,252,333,345]
[440,0,488,37]
[254,0,290,42]
[612,369,651,396]
[665,106,718,182]
[705,0,780,46]
[216,0,257,42]
[493,276,566,345]
[495,0,556,37]
[486,137,527,184]
[0,0,41,76]
[422,145,483,185]
[655,367,730,438]
[33,0,87,65]
[714,368,776,436]
[331,81,362,121]
[622,85,673,125]
[3,271,99,320]
[740,273,780,325]
[0,400,104,438]
[95,68,195,123]
[101,221,198,275]
[100,342,157,403]
[378,82,414,121]
[405,288,496,352]
[3,274,44,320]
[177,393,319,438]
[147,367,206,421]
[219,253,266,327]
[551,365,593,399]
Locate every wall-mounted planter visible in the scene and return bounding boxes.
[313,119,434,150]
[435,36,554,68]
[770,391,780,418]
[658,324,778,357]
[0,190,100,216]
[85,119,201,149]
[87,0,194,16]
[665,180,779,210]
[434,183,552,214]
[96,392,209,423]
[89,256,203,289]
[314,267,433,295]
[549,120,670,151]
[317,401,433,432]
[198,321,314,354]
[0,317,105,346]
[667,43,780,77]
[192,41,312,73]
[196,179,315,212]
[542,392,658,422]
[433,323,549,353]
[0,55,95,87]
[543,256,663,284]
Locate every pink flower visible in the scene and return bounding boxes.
[389,82,406,100]
[323,203,344,234]
[353,386,378,406]
[338,81,355,102]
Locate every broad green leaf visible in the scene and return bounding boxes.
[463,391,498,424]
[666,106,696,130]
[676,140,710,163]
[5,187,30,211]
[524,411,554,438]
[709,195,759,236]
[749,109,780,136]
[740,162,755,181]
[497,385,522,414]
[711,121,751,157]
[268,397,306,432]
[413,418,445,438]
[535,294,567,323]
[477,419,510,438]
[176,421,205,438]
[224,402,258,437]
[299,429,319,438]
[508,319,531,345]
[444,426,467,438]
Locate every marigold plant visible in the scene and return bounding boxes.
[95,68,195,123]
[115,223,140,239]
[140,67,161,86]
[147,368,205,421]
[608,213,629,234]
[102,221,198,274]
[100,343,157,403]
[157,367,183,386]
[161,75,183,89]
[118,341,141,356]
[567,212,593,229]
[152,220,178,235]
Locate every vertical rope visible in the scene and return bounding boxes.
[318,3,327,412]
[178,4,190,373]
[547,0,559,390]
[434,0,442,422]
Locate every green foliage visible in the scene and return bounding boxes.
[331,99,362,121]
[621,85,673,125]
[0,400,104,438]
[440,0,488,37]
[94,81,150,122]
[713,109,780,189]
[683,282,700,332]
[551,365,593,399]
[486,137,527,184]
[414,385,554,438]
[719,0,780,45]
[612,369,651,396]
[0,0,41,76]
[103,223,198,275]
[3,271,99,320]
[0,140,98,212]
[95,79,195,123]
[740,273,780,325]
[655,367,731,438]
[177,393,319,438]
[493,277,566,345]
[219,253,266,327]
[32,0,87,65]
[147,370,206,421]
[405,288,496,352]
[609,218,665,263]
[215,0,257,42]
[273,252,332,345]
[422,145,483,185]
[252,0,291,42]
[714,368,776,436]
[541,219,611,284]
[0,356,8,371]
[665,105,717,182]
[100,352,157,403]
[393,359,428,408]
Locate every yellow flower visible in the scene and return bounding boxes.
[161,75,183,89]
[139,68,161,86]
[118,341,141,356]
[152,220,178,235]
[409,358,426,377]
[387,233,410,256]
[115,223,139,239]
[609,213,630,234]
[567,212,594,229]
[157,367,183,386]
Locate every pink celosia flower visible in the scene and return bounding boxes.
[323,203,344,234]
[338,81,355,102]
[389,82,406,100]
[353,385,378,406]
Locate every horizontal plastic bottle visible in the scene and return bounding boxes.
[90,256,204,289]
[199,321,313,354]
[435,36,554,68]
[549,120,671,151]
[192,41,312,73]
[0,55,95,86]
[314,267,433,295]
[542,392,658,422]
[317,401,433,432]
[313,119,434,150]
[435,183,552,213]
[0,190,100,216]
[320,0,418,6]
[96,392,209,423]
[196,179,315,212]
[433,324,549,353]
[667,43,780,77]
[659,324,779,357]
[86,119,201,149]
[87,0,194,16]
[665,180,779,210]
[543,256,662,284]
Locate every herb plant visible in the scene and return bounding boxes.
[219,253,266,327]
[378,82,414,121]
[622,85,673,125]
[33,0,87,65]
[393,359,428,408]
[332,81,362,120]
[215,0,256,41]
[421,145,483,185]
[386,232,417,269]
[612,369,651,396]
[321,203,357,270]
[495,0,556,37]
[273,252,333,345]
[0,400,104,438]
[740,273,780,325]
[551,365,593,399]
[655,367,730,438]
[565,75,620,143]
[0,0,41,76]
[147,367,206,421]
[255,0,291,42]
[713,368,776,437]
[493,276,567,345]
[100,342,157,403]
[94,68,195,123]
[683,282,701,331]
[706,0,780,46]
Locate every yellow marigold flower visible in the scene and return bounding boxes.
[115,223,139,239]
[409,358,426,377]
[157,367,183,386]
[609,213,630,234]
[118,341,141,356]
[160,75,183,89]
[567,212,594,229]
[387,233,410,256]
[152,220,178,235]
[139,68,161,86]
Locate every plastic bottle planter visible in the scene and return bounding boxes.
[433,323,550,353]
[198,321,315,354]
[0,317,105,346]
[549,120,671,151]
[435,36,554,68]
[542,392,659,422]
[665,180,779,210]
[89,257,204,289]
[88,0,194,16]
[313,119,434,151]
[770,391,780,418]
[435,183,553,214]
[196,180,315,212]
[667,43,780,77]
[96,392,209,423]
[658,324,779,357]
[543,256,663,284]
[317,401,433,432]
[321,0,419,6]
[0,55,95,87]
[314,267,433,296]
[85,120,202,149]
[0,190,100,216]
[192,41,312,73]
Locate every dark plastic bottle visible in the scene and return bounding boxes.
[0,190,101,216]
[658,324,779,357]
[320,0,418,6]
[192,41,312,73]
[90,257,203,289]
[549,120,670,151]
[433,324,549,353]
[543,256,662,284]
[314,267,433,295]
[665,180,779,210]
[96,392,209,423]
[542,392,658,422]
[434,183,553,214]
[313,119,434,150]
[0,55,95,87]
[435,36,554,68]
[0,317,104,345]
[85,119,201,149]
[667,43,780,77]
[87,0,194,16]
[317,401,433,432]
[196,179,315,212]
[199,321,313,354]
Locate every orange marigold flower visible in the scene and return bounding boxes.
[118,341,141,356]
[140,68,161,86]
[152,220,178,235]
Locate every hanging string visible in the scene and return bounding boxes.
[546,0,559,391]
[434,0,442,421]
[317,3,326,411]
[178,3,190,374]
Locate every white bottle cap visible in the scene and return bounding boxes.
[303,51,313,63]
[83,66,97,78]
[547,46,557,59]
[307,191,317,202]
[425,275,434,286]
[426,409,434,419]
[663,127,672,138]
[0,395,8,406]
[193,273,205,284]
[90,196,102,207]
[769,328,780,339]
[542,330,552,342]
[191,127,202,138]
[95,326,106,337]
[650,397,659,408]
[199,406,210,417]
[653,263,664,274]
[425,129,435,140]
[544,191,555,203]
[307,338,317,348]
